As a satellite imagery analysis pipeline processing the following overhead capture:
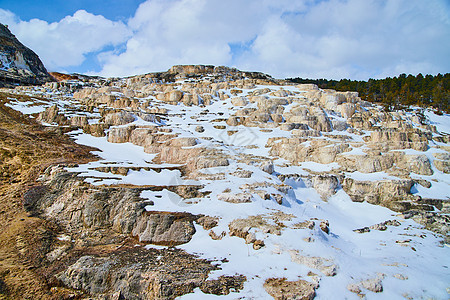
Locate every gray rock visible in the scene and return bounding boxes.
[132,211,197,246]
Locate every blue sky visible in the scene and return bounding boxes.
[0,0,144,22]
[0,0,449,79]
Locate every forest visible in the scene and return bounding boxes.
[287,73,449,114]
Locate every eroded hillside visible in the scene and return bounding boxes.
[1,65,449,299]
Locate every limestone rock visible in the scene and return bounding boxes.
[218,192,252,203]
[319,220,330,234]
[199,275,246,295]
[104,111,135,125]
[260,161,274,174]
[107,126,135,143]
[56,246,224,299]
[56,256,112,294]
[433,152,450,173]
[289,250,337,276]
[231,96,248,106]
[360,277,383,293]
[196,215,219,230]
[70,115,89,127]
[296,84,319,91]
[195,125,205,132]
[341,178,415,208]
[169,137,198,147]
[37,105,68,125]
[196,156,229,169]
[132,211,197,246]
[264,277,316,300]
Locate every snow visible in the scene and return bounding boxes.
[5,99,46,114]
[344,171,401,182]
[425,110,450,134]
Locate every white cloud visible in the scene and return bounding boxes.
[1,0,449,79]
[0,9,131,70]
[235,0,450,79]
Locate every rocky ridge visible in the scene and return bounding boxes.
[0,64,449,299]
[0,23,53,87]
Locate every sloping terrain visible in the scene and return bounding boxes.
[0,91,95,299]
[1,65,449,299]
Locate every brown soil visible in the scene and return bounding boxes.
[0,91,96,299]
[48,72,79,82]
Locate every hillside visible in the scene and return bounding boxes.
[0,64,448,299]
[0,23,53,87]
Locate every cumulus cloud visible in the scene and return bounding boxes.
[0,9,131,70]
[1,0,449,79]
[98,0,450,79]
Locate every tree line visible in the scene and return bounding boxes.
[287,73,449,114]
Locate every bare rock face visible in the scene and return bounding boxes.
[341,178,415,208]
[56,256,112,294]
[104,111,136,125]
[37,105,68,125]
[0,23,53,86]
[365,128,429,151]
[310,175,340,200]
[264,277,316,300]
[132,211,197,246]
[199,275,246,295]
[70,115,89,127]
[107,126,135,143]
[56,246,244,300]
[433,153,450,173]
[228,213,294,249]
[25,171,199,246]
[231,96,248,106]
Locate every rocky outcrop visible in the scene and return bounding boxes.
[0,24,53,86]
[289,250,337,277]
[132,211,197,246]
[56,246,244,300]
[341,178,417,210]
[104,111,136,125]
[24,170,202,246]
[37,105,69,125]
[264,277,317,300]
[347,274,385,296]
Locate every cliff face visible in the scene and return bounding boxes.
[0,24,53,86]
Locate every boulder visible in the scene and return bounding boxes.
[264,278,316,300]
[341,178,415,209]
[231,96,248,106]
[37,105,68,125]
[70,115,89,127]
[218,193,252,203]
[104,111,135,125]
[132,211,197,246]
[260,161,274,174]
[165,90,183,102]
[107,126,134,143]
